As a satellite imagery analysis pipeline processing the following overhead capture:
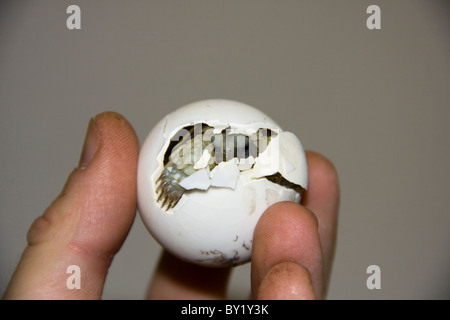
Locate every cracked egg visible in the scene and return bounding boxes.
[137,99,307,267]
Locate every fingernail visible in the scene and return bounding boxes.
[78,117,100,169]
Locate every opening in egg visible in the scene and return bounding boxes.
[154,123,303,210]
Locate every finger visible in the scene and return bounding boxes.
[251,151,340,299]
[2,112,139,299]
[146,251,231,300]
[251,201,323,299]
[301,151,340,292]
[256,261,315,300]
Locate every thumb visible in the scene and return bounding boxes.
[3,112,139,299]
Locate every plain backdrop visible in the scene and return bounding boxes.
[1,0,449,299]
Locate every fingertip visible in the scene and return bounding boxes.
[257,262,316,300]
[254,201,320,250]
[260,201,319,226]
[304,151,340,205]
[93,111,138,140]
[305,150,338,174]
[252,201,323,298]
[89,111,140,172]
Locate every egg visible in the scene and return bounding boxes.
[137,99,308,267]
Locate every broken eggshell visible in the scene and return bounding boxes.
[137,99,307,267]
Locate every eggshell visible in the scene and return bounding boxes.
[137,99,307,267]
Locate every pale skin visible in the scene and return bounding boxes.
[2,112,340,300]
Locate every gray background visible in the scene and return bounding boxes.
[1,0,449,299]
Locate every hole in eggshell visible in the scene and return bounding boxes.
[154,123,303,211]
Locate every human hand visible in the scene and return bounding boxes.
[2,112,339,300]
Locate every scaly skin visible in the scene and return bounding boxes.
[155,125,270,210]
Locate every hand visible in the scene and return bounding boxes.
[2,112,339,300]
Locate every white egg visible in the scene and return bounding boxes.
[137,99,308,267]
